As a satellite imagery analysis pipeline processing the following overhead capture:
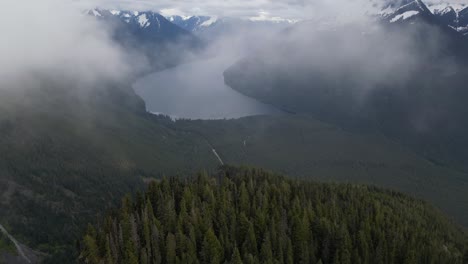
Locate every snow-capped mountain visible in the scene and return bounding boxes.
[430,4,468,33]
[87,9,202,71]
[167,16,216,32]
[428,2,467,13]
[383,0,435,23]
[88,9,193,40]
[381,0,468,35]
[433,6,457,27]
[167,15,294,38]
[458,7,468,33]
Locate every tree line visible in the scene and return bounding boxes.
[79,166,468,263]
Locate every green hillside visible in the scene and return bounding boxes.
[223,40,468,173]
[0,82,218,260]
[80,166,468,264]
[1,80,467,262]
[177,116,468,227]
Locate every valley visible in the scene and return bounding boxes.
[1,0,468,263]
[133,56,281,119]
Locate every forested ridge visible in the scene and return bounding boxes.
[80,166,468,264]
[4,78,468,263]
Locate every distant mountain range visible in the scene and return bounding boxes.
[88,9,295,38]
[87,1,468,42]
[167,15,215,32]
[167,15,295,37]
[87,9,194,41]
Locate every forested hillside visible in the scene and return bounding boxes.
[0,81,219,261]
[80,166,468,264]
[1,80,468,262]
[176,116,468,227]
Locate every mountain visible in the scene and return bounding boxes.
[87,9,202,71]
[459,6,468,34]
[88,9,191,40]
[431,4,468,33]
[167,15,214,32]
[433,6,457,27]
[381,0,468,46]
[3,77,468,262]
[383,0,435,23]
[80,166,468,264]
[3,1,468,262]
[168,15,294,39]
[224,0,468,175]
[382,0,468,34]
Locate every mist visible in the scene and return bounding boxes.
[2,0,462,121]
[0,0,133,90]
[126,0,464,121]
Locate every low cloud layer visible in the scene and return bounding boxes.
[2,0,466,91]
[0,0,130,88]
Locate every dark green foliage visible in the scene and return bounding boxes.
[3,77,468,263]
[0,231,16,255]
[176,116,468,228]
[80,166,468,264]
[0,82,219,261]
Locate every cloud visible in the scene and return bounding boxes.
[0,0,130,88]
[75,0,468,20]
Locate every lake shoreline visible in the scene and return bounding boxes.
[133,56,282,120]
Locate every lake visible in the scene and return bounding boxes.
[133,56,279,120]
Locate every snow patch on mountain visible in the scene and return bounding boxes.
[428,3,467,13]
[380,6,397,16]
[201,17,218,27]
[390,10,420,22]
[438,6,454,15]
[138,14,150,28]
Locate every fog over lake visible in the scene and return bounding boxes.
[133,56,280,120]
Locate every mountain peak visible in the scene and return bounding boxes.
[439,6,455,15]
[384,0,432,23]
[168,15,214,32]
[88,9,168,30]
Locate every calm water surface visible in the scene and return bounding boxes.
[133,56,279,119]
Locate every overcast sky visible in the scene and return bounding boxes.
[74,0,468,20]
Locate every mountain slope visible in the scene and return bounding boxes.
[168,15,292,40]
[176,116,468,228]
[0,81,219,262]
[384,0,435,24]
[88,9,202,70]
[88,9,192,40]
[168,15,213,32]
[3,78,468,262]
[80,166,468,264]
[433,6,457,27]
[383,0,468,34]
[459,7,468,33]
[224,11,468,173]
